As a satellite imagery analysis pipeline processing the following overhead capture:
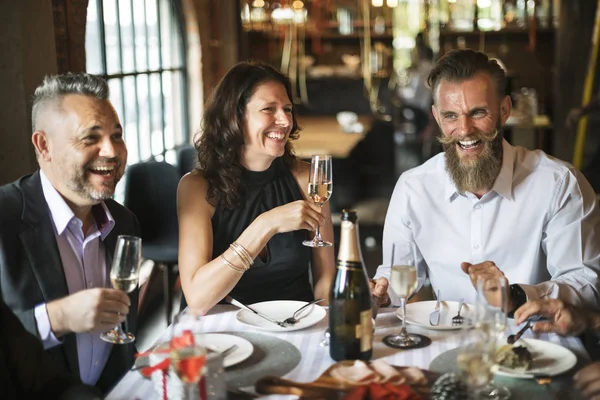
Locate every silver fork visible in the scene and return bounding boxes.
[452,298,465,326]
[283,298,325,325]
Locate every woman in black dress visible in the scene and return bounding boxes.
[178,62,335,313]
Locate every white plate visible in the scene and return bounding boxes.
[494,338,577,378]
[236,300,326,332]
[197,333,254,368]
[152,333,253,368]
[396,300,474,330]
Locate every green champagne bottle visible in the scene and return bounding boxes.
[329,209,373,361]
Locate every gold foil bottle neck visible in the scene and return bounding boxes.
[337,210,363,264]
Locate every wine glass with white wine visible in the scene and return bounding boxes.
[302,154,333,248]
[100,235,141,344]
[383,241,427,348]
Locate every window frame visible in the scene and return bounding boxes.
[86,0,190,164]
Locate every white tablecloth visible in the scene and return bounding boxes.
[107,305,589,400]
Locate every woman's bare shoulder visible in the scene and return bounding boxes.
[178,170,212,209]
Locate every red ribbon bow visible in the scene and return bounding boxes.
[136,330,207,400]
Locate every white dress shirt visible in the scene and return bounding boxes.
[374,139,600,309]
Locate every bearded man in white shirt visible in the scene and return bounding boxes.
[371,49,600,316]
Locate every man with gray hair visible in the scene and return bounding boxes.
[0,72,140,393]
[371,49,600,318]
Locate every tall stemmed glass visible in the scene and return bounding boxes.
[169,308,207,400]
[472,277,511,400]
[457,327,497,397]
[383,241,426,348]
[303,154,333,248]
[100,235,142,344]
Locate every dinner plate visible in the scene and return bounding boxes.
[396,300,474,330]
[236,300,326,332]
[152,333,253,368]
[494,338,577,379]
[197,333,254,368]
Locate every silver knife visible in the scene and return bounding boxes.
[225,296,287,328]
[429,289,441,326]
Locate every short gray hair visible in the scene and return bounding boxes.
[32,72,110,131]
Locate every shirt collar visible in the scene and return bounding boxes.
[443,138,515,201]
[40,170,115,239]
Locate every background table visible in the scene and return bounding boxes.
[107,305,589,399]
[292,116,370,159]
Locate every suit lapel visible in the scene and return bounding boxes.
[19,171,80,377]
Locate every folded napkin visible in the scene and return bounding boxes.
[342,383,425,400]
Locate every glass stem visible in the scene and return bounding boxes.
[186,383,195,400]
[314,204,323,241]
[400,297,408,337]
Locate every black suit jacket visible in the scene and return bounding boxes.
[0,170,141,394]
[0,298,102,399]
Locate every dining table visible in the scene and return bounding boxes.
[292,115,371,159]
[107,304,590,400]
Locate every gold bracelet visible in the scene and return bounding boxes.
[220,254,246,273]
[228,244,251,271]
[230,242,254,267]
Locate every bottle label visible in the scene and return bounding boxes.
[354,309,373,352]
[337,260,364,271]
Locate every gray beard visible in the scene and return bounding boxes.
[443,133,503,194]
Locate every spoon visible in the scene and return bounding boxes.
[283,298,325,325]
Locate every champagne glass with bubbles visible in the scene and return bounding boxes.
[383,241,426,348]
[303,154,333,248]
[100,235,141,344]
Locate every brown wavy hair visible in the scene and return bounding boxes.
[427,49,507,102]
[194,61,300,209]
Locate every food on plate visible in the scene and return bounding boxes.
[430,373,469,400]
[330,360,380,385]
[370,359,406,385]
[329,360,427,387]
[342,382,425,400]
[495,344,533,370]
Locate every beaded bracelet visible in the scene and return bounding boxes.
[220,254,246,273]
[230,242,254,267]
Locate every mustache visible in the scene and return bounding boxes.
[437,129,500,146]
[86,157,122,169]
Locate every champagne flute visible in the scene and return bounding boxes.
[457,328,496,395]
[383,241,425,348]
[170,308,207,400]
[100,235,141,344]
[302,154,333,248]
[472,278,511,400]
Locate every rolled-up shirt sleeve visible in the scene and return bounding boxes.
[34,303,63,349]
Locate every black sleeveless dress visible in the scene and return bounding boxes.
[211,158,314,305]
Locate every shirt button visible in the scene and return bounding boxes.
[473,244,480,249]
[94,360,99,366]
[474,204,482,210]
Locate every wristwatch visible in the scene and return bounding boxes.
[506,284,527,318]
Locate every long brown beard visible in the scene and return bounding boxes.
[438,127,503,194]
